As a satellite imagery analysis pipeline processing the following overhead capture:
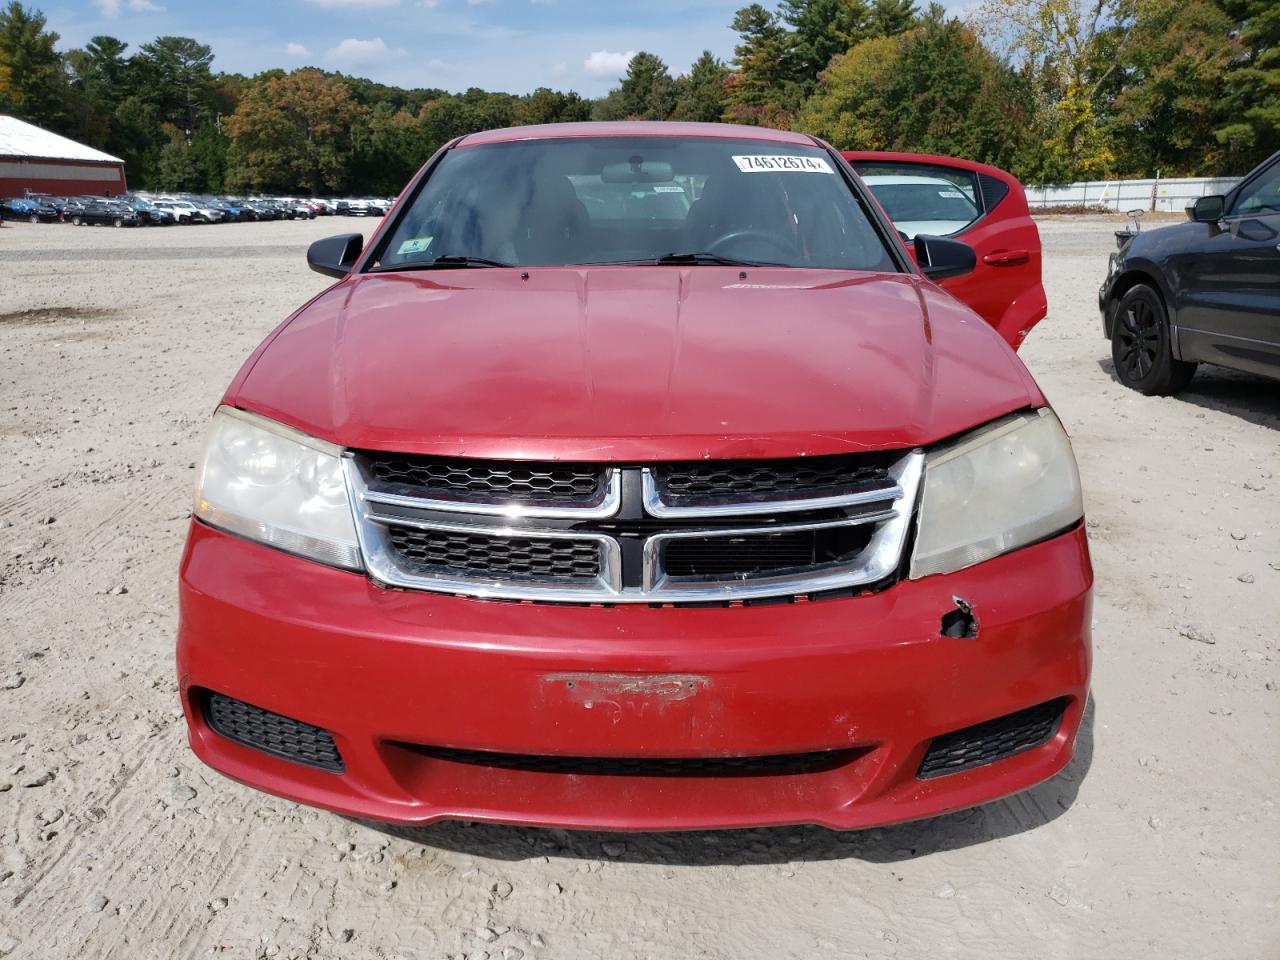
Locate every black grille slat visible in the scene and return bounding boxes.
[663,525,874,579]
[917,699,1066,779]
[656,453,895,505]
[365,454,604,504]
[386,526,601,580]
[404,744,861,777]
[203,692,344,772]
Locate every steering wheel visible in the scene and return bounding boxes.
[704,228,802,261]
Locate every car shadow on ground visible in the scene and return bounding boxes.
[358,698,1095,867]
[1097,358,1280,429]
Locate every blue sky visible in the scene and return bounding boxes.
[43,0,966,97]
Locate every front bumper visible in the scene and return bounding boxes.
[177,521,1092,831]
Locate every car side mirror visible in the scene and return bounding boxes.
[1191,195,1225,223]
[914,235,976,281]
[307,233,363,279]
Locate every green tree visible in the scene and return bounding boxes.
[1214,0,1280,169]
[672,50,729,122]
[155,124,198,190]
[225,68,366,193]
[0,2,67,127]
[794,35,902,148]
[779,0,871,85]
[867,0,919,36]
[514,87,591,125]
[1106,0,1238,175]
[725,4,804,125]
[616,51,677,119]
[137,36,215,137]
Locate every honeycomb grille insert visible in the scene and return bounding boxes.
[917,699,1067,779]
[402,744,863,777]
[386,526,602,580]
[203,691,343,772]
[655,453,895,504]
[364,454,604,504]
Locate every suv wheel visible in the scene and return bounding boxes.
[29,214,39,225]
[1111,284,1196,395]
[71,215,82,226]
[113,217,124,228]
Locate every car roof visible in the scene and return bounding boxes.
[458,121,819,148]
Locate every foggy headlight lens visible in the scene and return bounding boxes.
[194,407,362,570]
[910,409,1083,578]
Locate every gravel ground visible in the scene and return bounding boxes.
[0,215,1276,959]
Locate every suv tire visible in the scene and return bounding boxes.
[1111,283,1196,395]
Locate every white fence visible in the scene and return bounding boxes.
[1025,176,1241,213]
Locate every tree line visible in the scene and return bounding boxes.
[0,0,1274,196]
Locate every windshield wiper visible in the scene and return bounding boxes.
[653,251,783,267]
[371,255,513,273]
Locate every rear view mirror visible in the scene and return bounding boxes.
[601,160,674,184]
[1190,195,1225,223]
[914,235,976,281]
[308,233,363,279]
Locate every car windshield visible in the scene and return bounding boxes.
[861,176,980,238]
[373,135,895,271]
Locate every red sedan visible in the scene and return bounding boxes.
[178,122,1090,831]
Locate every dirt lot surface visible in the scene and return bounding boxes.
[1,215,1276,959]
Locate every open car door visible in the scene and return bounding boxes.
[843,151,1046,350]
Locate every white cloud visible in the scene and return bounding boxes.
[94,0,163,16]
[325,37,408,70]
[550,61,569,77]
[583,49,635,78]
[286,42,309,57]
[307,0,399,7]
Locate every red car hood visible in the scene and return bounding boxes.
[230,267,1042,460]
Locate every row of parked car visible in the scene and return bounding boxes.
[0,193,394,227]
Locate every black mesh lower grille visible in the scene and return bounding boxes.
[663,524,875,579]
[917,699,1067,779]
[404,744,862,777]
[203,691,343,772]
[363,453,604,504]
[655,453,894,505]
[386,526,602,580]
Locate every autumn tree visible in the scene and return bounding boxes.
[780,0,872,86]
[225,69,366,194]
[1104,0,1238,175]
[797,15,1034,173]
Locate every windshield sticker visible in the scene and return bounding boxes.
[732,155,834,174]
[938,190,965,199]
[652,185,685,193]
[397,236,434,256]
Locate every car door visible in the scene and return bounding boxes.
[843,152,1046,350]
[1172,153,1280,377]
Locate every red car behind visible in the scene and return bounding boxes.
[178,122,1090,831]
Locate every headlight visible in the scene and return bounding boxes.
[909,408,1083,578]
[194,407,362,570]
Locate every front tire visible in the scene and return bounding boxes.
[71,216,82,226]
[1110,284,1196,395]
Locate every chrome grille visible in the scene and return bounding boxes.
[345,449,922,604]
